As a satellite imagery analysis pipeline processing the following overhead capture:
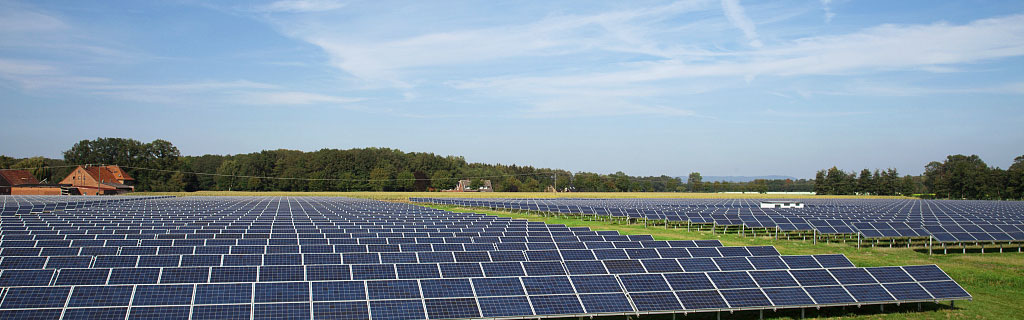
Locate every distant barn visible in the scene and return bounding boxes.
[59,165,135,195]
[0,169,65,195]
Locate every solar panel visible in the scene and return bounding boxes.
[0,196,974,320]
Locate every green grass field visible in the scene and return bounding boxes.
[420,204,1022,320]
[136,191,909,200]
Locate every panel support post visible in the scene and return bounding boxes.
[759,309,763,320]
[800,308,805,319]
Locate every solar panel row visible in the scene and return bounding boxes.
[0,196,971,320]
[412,198,1024,243]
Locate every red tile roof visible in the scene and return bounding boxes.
[0,170,40,186]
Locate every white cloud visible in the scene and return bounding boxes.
[232,91,363,105]
[259,0,345,13]
[821,0,835,23]
[282,1,711,82]
[721,0,763,48]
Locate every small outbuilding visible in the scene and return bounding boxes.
[760,200,804,209]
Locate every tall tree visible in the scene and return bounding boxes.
[687,172,703,193]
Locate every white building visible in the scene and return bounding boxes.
[760,201,804,209]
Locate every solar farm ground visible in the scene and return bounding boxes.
[423,204,1022,320]
[135,191,910,201]
[117,192,1022,319]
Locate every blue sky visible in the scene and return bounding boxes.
[1,0,1022,178]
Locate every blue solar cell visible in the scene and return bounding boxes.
[569,275,623,293]
[579,293,634,313]
[313,301,370,320]
[46,256,91,269]
[815,254,855,268]
[749,270,799,288]
[829,268,877,285]
[844,284,894,302]
[439,263,483,278]
[720,289,773,308]
[55,268,109,286]
[312,281,365,302]
[192,304,252,320]
[473,277,527,296]
[748,256,788,270]
[127,306,191,320]
[261,265,305,282]
[478,296,534,317]
[366,280,421,300]
[920,281,971,299]
[211,266,257,283]
[867,267,915,283]
[307,265,351,281]
[68,285,134,307]
[522,276,575,295]
[421,278,475,298]
[763,287,814,306]
[352,264,396,280]
[708,272,758,289]
[160,267,209,284]
[631,291,682,312]
[791,269,839,286]
[804,286,855,304]
[0,309,63,320]
[369,299,425,320]
[417,252,455,263]
[619,274,672,292]
[677,258,720,272]
[530,295,585,315]
[222,254,261,266]
[255,282,311,303]
[424,298,481,319]
[563,260,607,275]
[62,307,128,320]
[675,290,729,310]
[524,261,566,276]
[903,265,952,282]
[747,246,780,256]
[195,283,253,305]
[0,286,70,309]
[525,250,561,261]
[593,249,629,260]
[884,283,934,300]
[254,302,311,320]
[482,262,526,277]
[133,284,194,306]
[781,256,821,269]
[603,259,645,274]
[641,259,683,273]
[714,257,755,271]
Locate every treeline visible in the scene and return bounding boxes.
[6,138,1020,198]
[813,154,1024,200]
[923,155,1024,200]
[3,138,688,192]
[813,167,922,196]
[683,172,815,193]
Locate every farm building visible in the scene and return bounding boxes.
[445,179,493,192]
[0,169,66,195]
[760,200,805,209]
[59,165,135,195]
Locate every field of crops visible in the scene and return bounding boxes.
[136,191,909,201]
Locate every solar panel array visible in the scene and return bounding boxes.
[412,198,1024,243]
[0,196,970,319]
